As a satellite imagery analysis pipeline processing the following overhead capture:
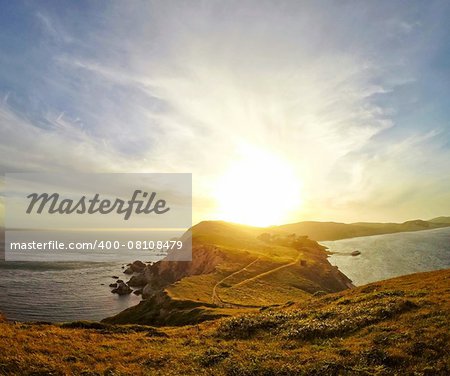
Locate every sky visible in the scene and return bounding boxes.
[0,0,449,225]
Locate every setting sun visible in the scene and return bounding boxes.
[214,147,302,226]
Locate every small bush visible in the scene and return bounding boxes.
[217,298,418,340]
[197,348,230,367]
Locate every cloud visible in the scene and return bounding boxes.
[1,1,449,223]
[35,11,74,45]
[0,104,137,173]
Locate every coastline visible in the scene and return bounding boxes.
[324,226,450,286]
[1,224,449,323]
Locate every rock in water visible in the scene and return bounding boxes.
[124,260,146,274]
[127,274,147,287]
[123,267,134,275]
[111,281,133,295]
[131,260,146,272]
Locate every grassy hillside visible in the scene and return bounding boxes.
[273,218,450,241]
[1,269,449,375]
[104,218,450,326]
[104,221,352,325]
[429,216,450,224]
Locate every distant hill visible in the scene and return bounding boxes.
[429,216,450,224]
[1,268,449,375]
[272,218,450,241]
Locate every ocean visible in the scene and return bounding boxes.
[0,247,160,322]
[1,227,449,322]
[323,227,450,286]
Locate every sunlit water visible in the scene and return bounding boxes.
[1,228,449,321]
[0,248,160,322]
[322,227,450,286]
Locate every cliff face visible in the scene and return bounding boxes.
[105,221,354,325]
[149,244,227,284]
[138,243,228,298]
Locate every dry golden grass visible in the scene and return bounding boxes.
[1,268,449,375]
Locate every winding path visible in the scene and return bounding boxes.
[211,258,260,306]
[212,250,303,307]
[231,251,302,289]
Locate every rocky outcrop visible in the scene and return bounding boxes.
[124,260,147,275]
[111,281,132,295]
[127,274,147,287]
[142,283,157,298]
[146,244,226,298]
[117,244,227,300]
[104,221,355,325]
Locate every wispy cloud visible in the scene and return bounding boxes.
[1,1,449,222]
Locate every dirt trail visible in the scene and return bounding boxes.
[230,251,301,289]
[211,258,260,306]
[212,251,302,307]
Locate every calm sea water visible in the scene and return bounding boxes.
[0,247,161,322]
[322,227,450,286]
[1,228,449,322]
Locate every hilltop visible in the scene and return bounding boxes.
[0,269,449,375]
[104,221,352,326]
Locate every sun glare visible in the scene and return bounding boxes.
[214,147,302,227]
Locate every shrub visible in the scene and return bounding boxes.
[197,348,230,367]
